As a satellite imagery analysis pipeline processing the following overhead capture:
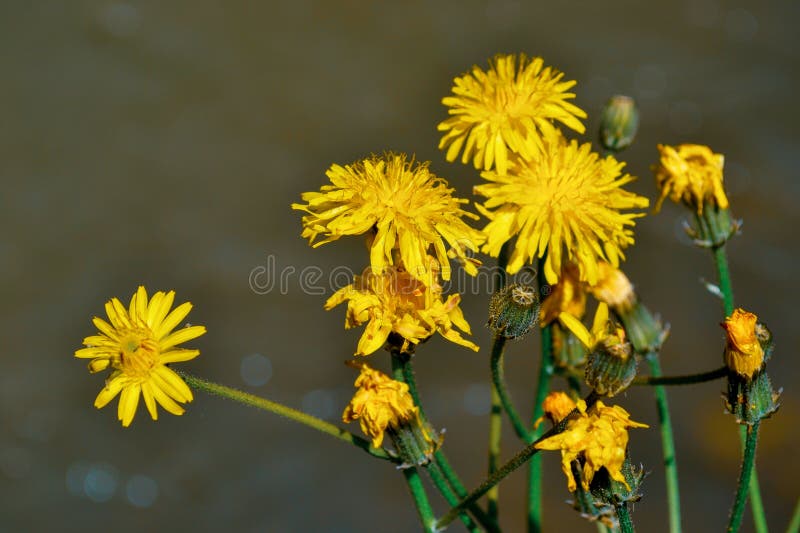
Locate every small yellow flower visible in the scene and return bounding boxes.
[536,400,648,491]
[342,363,420,448]
[326,263,478,356]
[475,131,649,285]
[293,153,483,282]
[590,262,636,312]
[438,53,587,174]
[534,391,577,429]
[653,143,729,214]
[560,303,629,358]
[75,286,206,427]
[722,308,764,379]
[539,263,586,325]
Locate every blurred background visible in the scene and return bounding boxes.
[2,1,798,531]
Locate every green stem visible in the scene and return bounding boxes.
[727,421,761,532]
[528,258,555,533]
[646,354,682,533]
[180,372,394,461]
[491,334,532,441]
[712,246,768,533]
[435,392,600,531]
[616,502,635,533]
[404,467,437,533]
[787,495,800,533]
[427,463,480,532]
[487,241,511,522]
[632,366,727,386]
[391,350,498,532]
[713,246,735,317]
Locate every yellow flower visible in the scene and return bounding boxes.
[75,286,206,427]
[326,263,478,356]
[590,262,636,312]
[438,53,587,174]
[475,131,649,285]
[539,262,586,324]
[292,153,483,282]
[558,302,612,350]
[722,308,764,379]
[536,400,648,491]
[653,143,728,214]
[342,363,420,448]
[534,391,577,429]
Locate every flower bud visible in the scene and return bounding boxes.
[585,326,637,397]
[721,309,764,379]
[534,391,577,429]
[599,96,639,152]
[488,283,540,339]
[721,309,780,425]
[343,363,441,467]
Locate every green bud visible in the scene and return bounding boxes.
[589,456,645,507]
[585,332,637,397]
[388,415,442,469]
[488,283,540,339]
[685,205,741,248]
[725,368,781,426]
[615,301,669,354]
[599,96,639,152]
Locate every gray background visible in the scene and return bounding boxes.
[1,1,797,531]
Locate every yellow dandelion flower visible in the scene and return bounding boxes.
[653,143,728,214]
[292,153,484,282]
[539,262,586,324]
[722,308,764,379]
[75,286,206,427]
[475,131,649,284]
[438,53,587,174]
[536,400,648,491]
[326,262,478,356]
[342,363,420,448]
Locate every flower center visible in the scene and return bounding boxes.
[118,329,159,377]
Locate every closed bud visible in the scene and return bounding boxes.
[488,283,540,339]
[585,327,637,397]
[599,96,639,152]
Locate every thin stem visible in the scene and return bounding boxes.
[646,354,682,533]
[404,468,437,533]
[528,258,555,533]
[487,240,511,521]
[180,372,393,461]
[392,350,498,532]
[616,502,635,533]
[727,421,761,532]
[787,495,800,533]
[713,245,735,317]
[713,246,768,533]
[427,463,480,532]
[491,334,532,441]
[633,366,727,386]
[435,392,600,531]
[488,379,502,520]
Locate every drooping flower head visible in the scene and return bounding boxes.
[438,53,587,174]
[325,261,478,356]
[75,286,206,427]
[343,362,440,468]
[535,400,648,491]
[652,143,728,214]
[293,153,483,282]
[475,131,649,285]
[722,308,764,379]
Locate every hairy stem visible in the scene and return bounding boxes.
[727,421,761,532]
